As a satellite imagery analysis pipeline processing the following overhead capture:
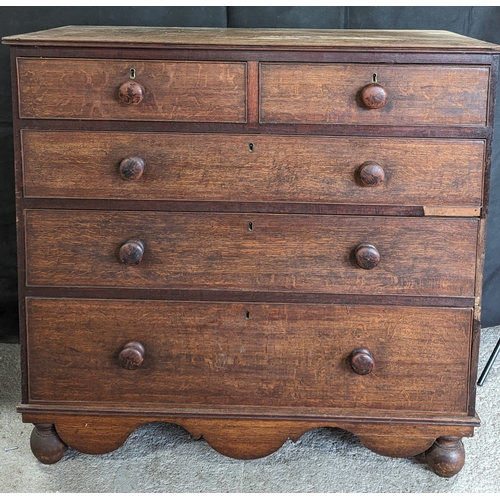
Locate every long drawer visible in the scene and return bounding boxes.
[26,298,472,414]
[17,58,247,122]
[25,210,478,297]
[21,131,485,208]
[260,63,490,126]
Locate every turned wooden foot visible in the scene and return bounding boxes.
[30,424,68,464]
[424,436,465,477]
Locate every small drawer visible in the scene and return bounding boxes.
[22,131,485,208]
[17,57,247,122]
[26,298,472,414]
[260,63,490,126]
[25,210,478,297]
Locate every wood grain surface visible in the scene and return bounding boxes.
[26,298,472,414]
[9,26,495,470]
[18,412,477,460]
[21,131,485,207]
[5,27,500,52]
[25,210,478,297]
[17,58,246,122]
[260,63,490,126]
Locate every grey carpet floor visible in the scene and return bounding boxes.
[1,325,499,493]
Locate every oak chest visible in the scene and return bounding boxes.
[4,27,500,477]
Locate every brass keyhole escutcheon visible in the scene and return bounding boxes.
[130,68,136,79]
[248,221,254,231]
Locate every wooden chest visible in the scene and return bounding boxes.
[4,27,500,477]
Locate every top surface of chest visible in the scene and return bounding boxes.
[4,26,500,52]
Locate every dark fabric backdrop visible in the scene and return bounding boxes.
[2,6,500,342]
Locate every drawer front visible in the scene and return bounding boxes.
[25,210,478,297]
[17,58,246,122]
[260,63,490,126]
[22,130,485,208]
[26,298,472,414]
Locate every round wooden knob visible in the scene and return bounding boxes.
[118,239,145,266]
[350,348,374,375]
[357,161,385,187]
[354,243,380,270]
[361,83,388,109]
[118,81,145,105]
[119,341,145,370]
[119,155,146,180]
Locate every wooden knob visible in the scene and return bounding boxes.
[118,239,145,266]
[119,156,146,180]
[118,81,145,105]
[350,348,374,375]
[357,161,385,187]
[119,341,145,370]
[361,83,388,109]
[354,243,380,270]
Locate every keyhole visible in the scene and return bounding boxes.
[372,73,378,83]
[248,221,254,231]
[130,68,136,80]
[245,310,251,320]
[248,142,254,153]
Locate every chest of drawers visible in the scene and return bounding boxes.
[4,27,500,477]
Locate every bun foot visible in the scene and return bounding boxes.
[30,424,68,464]
[424,436,465,477]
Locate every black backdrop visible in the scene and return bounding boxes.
[2,6,500,342]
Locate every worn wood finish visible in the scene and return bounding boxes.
[118,341,145,370]
[26,298,472,414]
[4,27,500,52]
[19,412,477,462]
[118,155,146,181]
[21,131,485,207]
[17,402,481,425]
[16,115,494,139]
[29,424,68,464]
[25,210,478,297]
[357,161,386,187]
[117,81,145,105]
[360,83,389,109]
[246,60,259,123]
[20,198,431,217]
[353,243,381,270]
[6,27,497,476]
[425,437,466,478]
[9,45,500,68]
[8,46,29,404]
[117,239,145,266]
[349,348,375,375]
[261,64,490,126]
[22,287,477,309]
[17,58,247,122]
